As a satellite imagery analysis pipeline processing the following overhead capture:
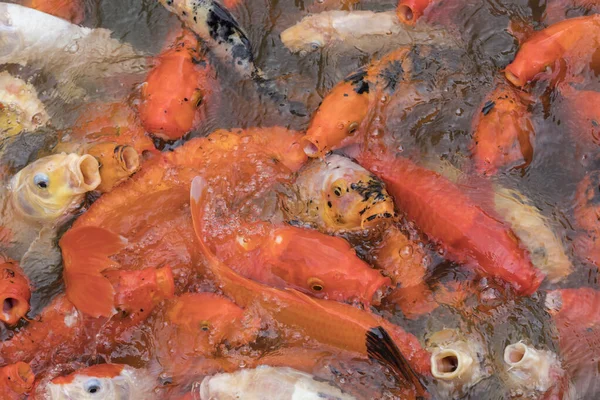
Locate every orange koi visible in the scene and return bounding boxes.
[0,362,34,399]
[24,0,84,24]
[375,226,437,319]
[191,176,431,397]
[546,288,600,329]
[573,171,600,267]
[353,150,543,295]
[505,15,600,87]
[0,266,174,370]
[153,292,260,378]
[67,101,158,155]
[0,258,30,326]
[471,84,535,175]
[138,29,215,141]
[396,0,436,25]
[302,48,411,157]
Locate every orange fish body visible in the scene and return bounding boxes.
[0,258,30,326]
[191,177,432,393]
[505,15,600,87]
[154,292,259,378]
[60,128,307,317]
[396,0,435,25]
[375,226,437,319]
[0,362,34,399]
[0,266,174,371]
[212,223,390,305]
[471,85,535,175]
[138,29,216,140]
[66,101,158,155]
[354,151,543,295]
[303,48,411,157]
[24,0,84,24]
[546,288,600,329]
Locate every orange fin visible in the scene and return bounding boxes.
[60,226,127,318]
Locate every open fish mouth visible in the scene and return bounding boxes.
[67,154,101,193]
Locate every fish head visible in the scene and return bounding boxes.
[10,153,101,221]
[280,19,327,54]
[318,154,394,230]
[44,364,148,400]
[302,77,370,157]
[0,260,30,325]
[269,226,390,305]
[85,143,140,193]
[0,362,34,394]
[164,293,254,355]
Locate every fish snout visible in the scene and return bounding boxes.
[502,342,563,395]
[0,263,30,326]
[86,143,139,192]
[300,135,324,158]
[362,274,391,307]
[1,362,34,394]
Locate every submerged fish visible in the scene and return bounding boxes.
[0,362,34,399]
[285,154,395,233]
[0,3,147,99]
[194,366,356,400]
[0,257,30,325]
[281,11,456,55]
[39,364,156,400]
[138,29,216,141]
[0,71,49,137]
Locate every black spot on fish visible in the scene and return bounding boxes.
[354,80,369,94]
[206,1,254,63]
[350,179,387,202]
[344,68,368,85]
[482,100,496,115]
[327,201,332,208]
[378,60,405,92]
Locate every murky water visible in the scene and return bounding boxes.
[2,0,600,398]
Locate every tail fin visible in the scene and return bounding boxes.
[367,326,427,398]
[60,226,127,318]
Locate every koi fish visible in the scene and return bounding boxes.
[353,150,543,295]
[0,3,147,99]
[153,292,259,379]
[375,226,437,319]
[138,29,215,141]
[0,258,30,325]
[191,176,431,397]
[280,11,455,55]
[471,84,535,175]
[0,362,34,399]
[84,143,140,193]
[545,288,600,329]
[158,0,258,80]
[23,0,85,24]
[39,364,157,400]
[302,47,412,157]
[66,102,158,155]
[426,329,488,398]
[194,366,356,399]
[0,265,174,370]
[505,15,600,87]
[284,154,395,233]
[573,171,600,268]
[396,0,436,25]
[0,71,49,137]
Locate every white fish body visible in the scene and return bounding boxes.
[196,366,356,400]
[0,3,147,98]
[0,71,49,134]
[281,11,458,55]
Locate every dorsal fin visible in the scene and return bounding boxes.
[366,326,427,398]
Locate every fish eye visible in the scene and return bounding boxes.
[347,122,359,135]
[307,277,325,292]
[310,42,321,51]
[333,187,342,197]
[33,173,49,189]
[194,90,203,108]
[199,321,210,331]
[84,378,102,395]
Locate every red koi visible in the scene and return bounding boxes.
[0,258,30,326]
[0,362,34,399]
[396,0,436,25]
[353,150,543,295]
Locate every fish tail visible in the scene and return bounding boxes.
[366,326,428,398]
[253,73,307,117]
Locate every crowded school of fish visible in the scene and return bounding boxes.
[0,0,599,398]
